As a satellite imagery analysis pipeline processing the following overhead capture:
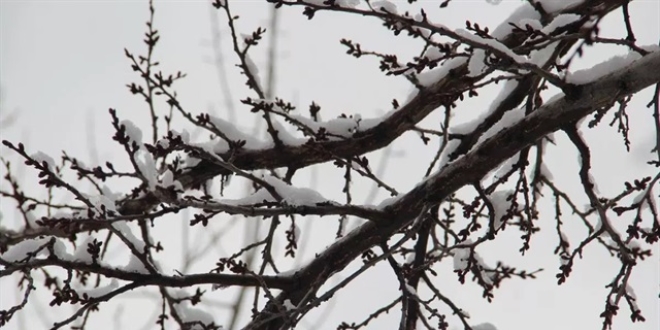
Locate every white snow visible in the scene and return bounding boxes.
[493,153,518,179]
[263,176,329,206]
[350,158,372,172]
[355,109,395,132]
[489,190,512,230]
[528,41,559,67]
[270,118,307,146]
[523,15,582,69]
[25,212,39,228]
[459,309,470,318]
[452,77,519,136]
[626,239,640,250]
[183,155,202,168]
[473,323,498,330]
[259,98,390,139]
[415,57,468,87]
[453,245,472,271]
[217,186,274,205]
[452,242,495,284]
[101,185,122,202]
[545,91,565,105]
[632,191,647,205]
[111,221,146,252]
[405,252,416,264]
[412,13,432,38]
[305,0,330,5]
[377,195,401,209]
[534,0,584,13]
[73,236,97,264]
[476,105,526,147]
[492,3,541,40]
[1,237,51,262]
[177,129,191,143]
[428,249,443,259]
[587,173,600,194]
[404,283,417,295]
[633,190,653,211]
[51,210,81,220]
[167,289,217,329]
[560,232,569,247]
[244,53,262,92]
[456,29,528,65]
[435,139,462,168]
[278,263,306,277]
[175,302,217,330]
[120,119,143,147]
[541,132,555,151]
[219,175,330,207]
[566,45,660,84]
[423,46,445,61]
[283,299,296,311]
[159,169,183,192]
[626,284,637,300]
[518,18,543,31]
[293,222,301,244]
[31,151,55,169]
[0,236,73,262]
[123,254,149,274]
[158,129,189,146]
[541,14,581,35]
[191,111,315,156]
[467,49,487,77]
[338,0,359,8]
[136,149,159,190]
[86,193,118,215]
[371,0,396,13]
[52,238,72,261]
[289,113,363,139]
[207,115,271,151]
[539,163,553,180]
[160,169,175,187]
[157,138,170,149]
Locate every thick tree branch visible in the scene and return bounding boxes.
[245,50,660,330]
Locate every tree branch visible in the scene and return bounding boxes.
[245,50,660,330]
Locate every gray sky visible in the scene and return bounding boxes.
[1,1,658,329]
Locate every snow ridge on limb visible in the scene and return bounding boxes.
[0,0,638,271]
[393,50,660,220]
[116,0,632,216]
[244,49,660,330]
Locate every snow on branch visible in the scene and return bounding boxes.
[2,1,658,329]
[567,45,660,84]
[244,47,660,330]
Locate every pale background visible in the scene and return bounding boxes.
[1,0,658,329]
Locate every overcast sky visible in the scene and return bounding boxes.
[1,1,659,330]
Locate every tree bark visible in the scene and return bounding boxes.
[244,50,660,330]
